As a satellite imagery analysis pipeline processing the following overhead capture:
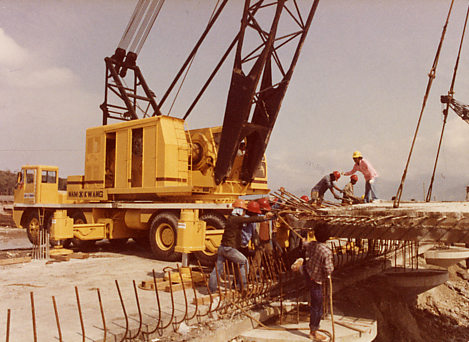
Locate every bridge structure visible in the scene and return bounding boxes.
[308,201,469,245]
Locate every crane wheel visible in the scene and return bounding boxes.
[25,211,41,245]
[194,212,226,267]
[149,212,181,262]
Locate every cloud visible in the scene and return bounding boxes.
[12,66,79,88]
[0,28,78,89]
[0,27,27,67]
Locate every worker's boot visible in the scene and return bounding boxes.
[309,330,326,341]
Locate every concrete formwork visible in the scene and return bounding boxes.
[307,201,469,244]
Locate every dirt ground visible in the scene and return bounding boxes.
[334,259,469,342]
[1,219,469,341]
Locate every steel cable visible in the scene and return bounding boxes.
[426,1,469,202]
[393,0,455,208]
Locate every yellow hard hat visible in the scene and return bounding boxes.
[352,151,362,158]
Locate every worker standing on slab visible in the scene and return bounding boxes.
[303,223,334,341]
[310,171,342,204]
[342,175,363,205]
[343,151,379,203]
[208,199,273,293]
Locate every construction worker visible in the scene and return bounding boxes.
[302,223,334,341]
[310,171,342,204]
[342,175,363,205]
[343,151,379,203]
[239,201,262,258]
[208,199,273,293]
[251,198,274,276]
[270,194,285,260]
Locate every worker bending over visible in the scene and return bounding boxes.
[208,199,273,293]
[342,175,363,205]
[310,171,342,204]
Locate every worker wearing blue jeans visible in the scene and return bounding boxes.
[208,199,273,293]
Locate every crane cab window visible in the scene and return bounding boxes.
[25,170,35,184]
[41,170,57,184]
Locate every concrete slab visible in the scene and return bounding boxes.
[424,246,469,268]
[381,268,449,296]
[307,201,469,244]
[239,312,377,342]
[0,227,31,250]
[0,229,383,342]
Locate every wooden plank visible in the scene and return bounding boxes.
[193,293,220,306]
[138,278,166,291]
[0,256,32,266]
[50,254,70,262]
[69,253,89,259]
[164,280,193,292]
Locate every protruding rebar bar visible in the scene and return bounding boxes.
[97,288,107,342]
[125,280,143,340]
[6,309,10,342]
[142,270,162,336]
[52,296,62,342]
[185,266,199,322]
[30,292,37,342]
[115,280,129,341]
[75,286,86,342]
[158,268,176,332]
[172,265,189,329]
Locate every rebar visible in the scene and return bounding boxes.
[172,265,189,329]
[52,296,62,342]
[6,309,10,342]
[141,270,162,336]
[97,288,107,342]
[30,292,37,342]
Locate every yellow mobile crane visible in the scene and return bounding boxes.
[13,0,320,266]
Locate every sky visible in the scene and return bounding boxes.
[1,0,469,202]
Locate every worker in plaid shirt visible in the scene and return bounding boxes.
[303,224,334,341]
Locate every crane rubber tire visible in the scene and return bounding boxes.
[194,212,226,267]
[149,212,181,262]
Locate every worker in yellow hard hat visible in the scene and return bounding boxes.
[342,151,379,203]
